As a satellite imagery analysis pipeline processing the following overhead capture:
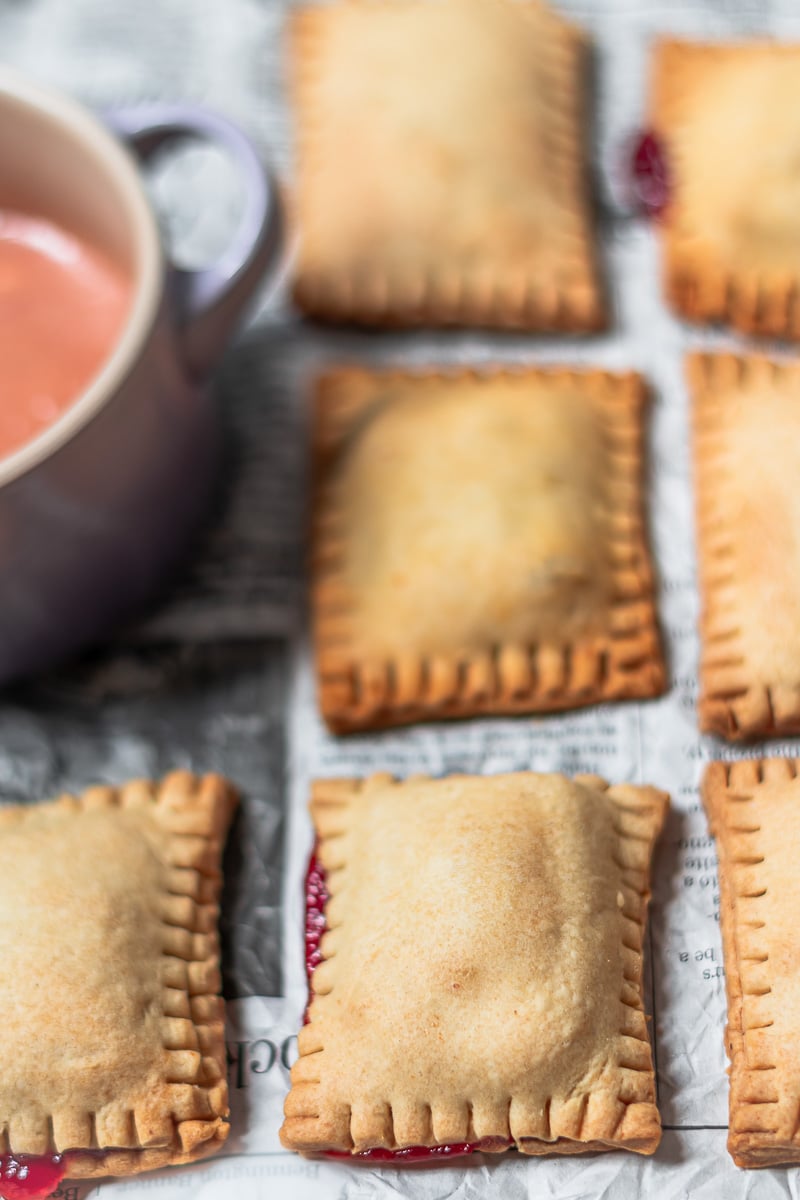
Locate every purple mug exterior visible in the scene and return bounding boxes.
[103,104,281,377]
[0,77,282,686]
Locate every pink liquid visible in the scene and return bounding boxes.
[0,210,131,460]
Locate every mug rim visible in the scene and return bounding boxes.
[0,68,164,489]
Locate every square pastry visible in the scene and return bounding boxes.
[0,771,237,1190]
[281,771,667,1159]
[703,758,800,1167]
[312,366,665,732]
[652,40,800,338]
[690,353,800,739]
[289,0,605,330]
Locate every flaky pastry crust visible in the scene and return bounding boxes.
[312,365,665,732]
[289,0,605,330]
[0,771,237,1179]
[281,771,667,1157]
[653,40,800,338]
[690,352,800,740]
[703,758,800,1167]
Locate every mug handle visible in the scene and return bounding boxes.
[103,103,282,378]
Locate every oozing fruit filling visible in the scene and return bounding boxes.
[0,1155,66,1200]
[326,1143,502,1163]
[629,130,671,216]
[304,851,510,1163]
[305,851,329,995]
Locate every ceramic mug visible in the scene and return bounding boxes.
[0,70,282,687]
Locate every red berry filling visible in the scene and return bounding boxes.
[304,850,509,1163]
[304,851,328,1005]
[629,130,671,217]
[0,1155,66,1200]
[326,1143,493,1164]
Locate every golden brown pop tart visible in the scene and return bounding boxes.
[289,0,605,331]
[281,771,668,1160]
[652,40,800,337]
[312,366,665,733]
[690,352,800,740]
[703,758,800,1168]
[0,772,237,1197]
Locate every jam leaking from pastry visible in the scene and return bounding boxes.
[304,851,510,1163]
[324,1143,493,1164]
[629,131,671,217]
[0,1155,66,1200]
[304,851,329,999]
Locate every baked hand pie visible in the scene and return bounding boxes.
[703,758,800,1168]
[690,352,800,740]
[289,0,605,330]
[281,771,667,1159]
[0,771,237,1196]
[312,366,665,732]
[652,40,800,337]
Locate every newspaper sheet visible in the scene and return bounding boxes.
[5,0,800,1197]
